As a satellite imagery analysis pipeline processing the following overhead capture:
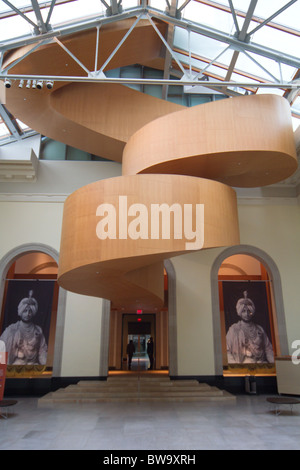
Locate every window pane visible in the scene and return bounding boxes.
[182,2,235,35]
[0,122,10,138]
[251,24,299,57]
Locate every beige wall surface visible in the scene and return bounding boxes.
[61,292,103,377]
[0,162,299,377]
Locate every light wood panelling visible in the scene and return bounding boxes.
[4,83,182,162]
[122,94,297,187]
[58,174,240,310]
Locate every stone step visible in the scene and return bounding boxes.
[66,387,214,394]
[72,381,212,393]
[107,379,202,386]
[38,376,235,406]
[43,389,224,399]
[38,391,235,405]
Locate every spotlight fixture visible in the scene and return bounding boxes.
[36,80,43,89]
[32,80,37,89]
[46,80,54,89]
[19,79,24,88]
[4,79,12,88]
[26,80,31,88]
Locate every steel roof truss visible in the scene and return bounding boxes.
[162,0,177,100]
[45,0,57,27]
[0,4,299,95]
[53,37,90,75]
[0,103,21,140]
[1,40,50,75]
[147,13,186,77]
[30,0,48,34]
[246,0,299,39]
[0,5,299,71]
[1,0,38,32]
[242,49,281,84]
[96,13,143,76]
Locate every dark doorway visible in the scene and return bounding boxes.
[123,314,155,371]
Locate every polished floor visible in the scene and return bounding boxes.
[1,392,300,451]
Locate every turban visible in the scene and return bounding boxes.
[18,290,38,317]
[236,290,255,317]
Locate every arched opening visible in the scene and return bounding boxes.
[0,244,66,379]
[103,259,178,376]
[107,268,169,373]
[211,245,288,377]
[218,253,276,378]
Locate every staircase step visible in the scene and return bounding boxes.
[72,383,212,393]
[38,375,235,406]
[41,390,224,399]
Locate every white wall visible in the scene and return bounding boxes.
[61,293,103,377]
[172,249,218,376]
[0,200,63,255]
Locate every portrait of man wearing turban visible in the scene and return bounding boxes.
[0,290,48,365]
[226,290,274,364]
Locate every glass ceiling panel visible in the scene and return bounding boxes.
[0,0,139,41]
[292,117,299,131]
[256,88,286,96]
[0,0,30,12]
[0,121,10,138]
[235,51,297,82]
[253,0,300,30]
[44,0,105,26]
[182,2,236,35]
[210,0,251,10]
[250,24,300,57]
[175,51,226,78]
[0,12,33,41]
[48,0,139,25]
[201,0,299,31]
[16,119,30,131]
[174,27,230,62]
[292,96,300,112]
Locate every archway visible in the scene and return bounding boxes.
[100,259,178,376]
[0,243,66,377]
[211,245,288,376]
